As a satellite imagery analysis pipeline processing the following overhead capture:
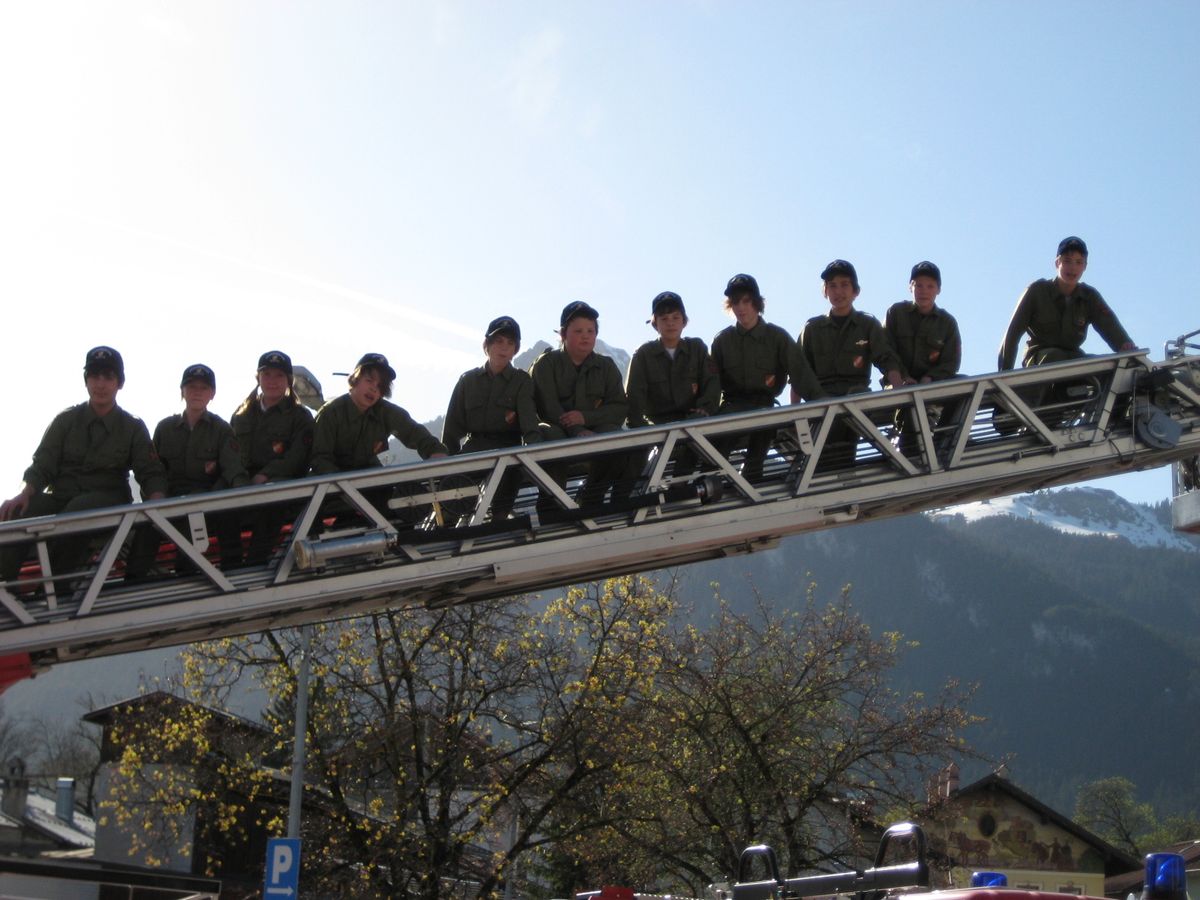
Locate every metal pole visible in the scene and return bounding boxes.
[502,810,518,900]
[287,624,313,839]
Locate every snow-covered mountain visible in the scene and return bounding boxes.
[514,338,630,374]
[928,487,1197,552]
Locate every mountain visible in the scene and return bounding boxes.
[928,487,1198,552]
[514,338,631,375]
[664,487,1200,816]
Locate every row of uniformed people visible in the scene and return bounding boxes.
[0,241,1134,579]
[0,258,950,565]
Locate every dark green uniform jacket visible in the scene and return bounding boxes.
[311,393,447,475]
[713,319,821,411]
[530,349,628,439]
[625,337,721,427]
[231,396,314,481]
[799,309,901,398]
[23,402,167,502]
[153,411,250,496]
[998,279,1133,370]
[884,302,963,382]
[442,364,543,454]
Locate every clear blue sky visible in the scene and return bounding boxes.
[2,2,1197,503]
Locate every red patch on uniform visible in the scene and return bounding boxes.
[373,440,386,454]
[852,356,864,369]
[272,441,285,456]
[764,374,776,388]
[504,410,516,425]
[929,350,940,363]
[204,461,217,476]
[229,439,239,452]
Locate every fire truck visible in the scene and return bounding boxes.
[1,335,1199,689]
[575,823,1191,900]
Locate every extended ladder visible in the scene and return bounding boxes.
[2,348,1199,666]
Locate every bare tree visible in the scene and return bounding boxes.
[0,703,34,767]
[27,712,103,813]
[553,586,980,893]
[143,576,675,898]
[96,578,979,898]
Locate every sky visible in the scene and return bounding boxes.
[1,1,1197,505]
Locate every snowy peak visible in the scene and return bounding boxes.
[515,339,630,374]
[928,487,1197,552]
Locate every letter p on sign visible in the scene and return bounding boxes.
[272,843,292,877]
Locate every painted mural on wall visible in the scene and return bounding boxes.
[926,790,1105,874]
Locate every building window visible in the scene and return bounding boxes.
[978,813,997,837]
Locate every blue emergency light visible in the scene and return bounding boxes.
[1141,853,1189,900]
[971,872,1008,887]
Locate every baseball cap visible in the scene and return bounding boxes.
[353,352,397,382]
[910,261,942,285]
[1057,236,1088,257]
[180,363,216,389]
[650,291,686,319]
[724,274,761,300]
[820,259,859,289]
[560,301,599,327]
[257,350,294,379]
[485,316,521,343]
[84,346,125,386]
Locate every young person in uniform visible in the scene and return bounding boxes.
[311,352,447,475]
[625,291,720,477]
[530,301,633,506]
[311,353,447,527]
[442,317,542,519]
[127,364,249,576]
[884,261,963,456]
[711,274,820,482]
[796,260,903,467]
[998,236,1135,371]
[797,260,903,397]
[229,351,315,563]
[0,346,166,589]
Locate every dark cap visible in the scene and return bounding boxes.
[1057,235,1088,258]
[84,346,125,386]
[353,352,397,382]
[910,260,941,285]
[180,363,216,389]
[650,291,686,318]
[820,259,859,288]
[257,350,293,379]
[560,300,599,327]
[724,273,761,300]
[485,316,521,343]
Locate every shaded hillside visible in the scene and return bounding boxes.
[663,510,1200,816]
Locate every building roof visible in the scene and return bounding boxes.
[81,689,268,735]
[0,787,95,850]
[22,791,95,849]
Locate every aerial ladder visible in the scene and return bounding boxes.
[1,343,1199,678]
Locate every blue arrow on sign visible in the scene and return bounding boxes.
[265,837,301,898]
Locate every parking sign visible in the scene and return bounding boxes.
[264,837,301,897]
